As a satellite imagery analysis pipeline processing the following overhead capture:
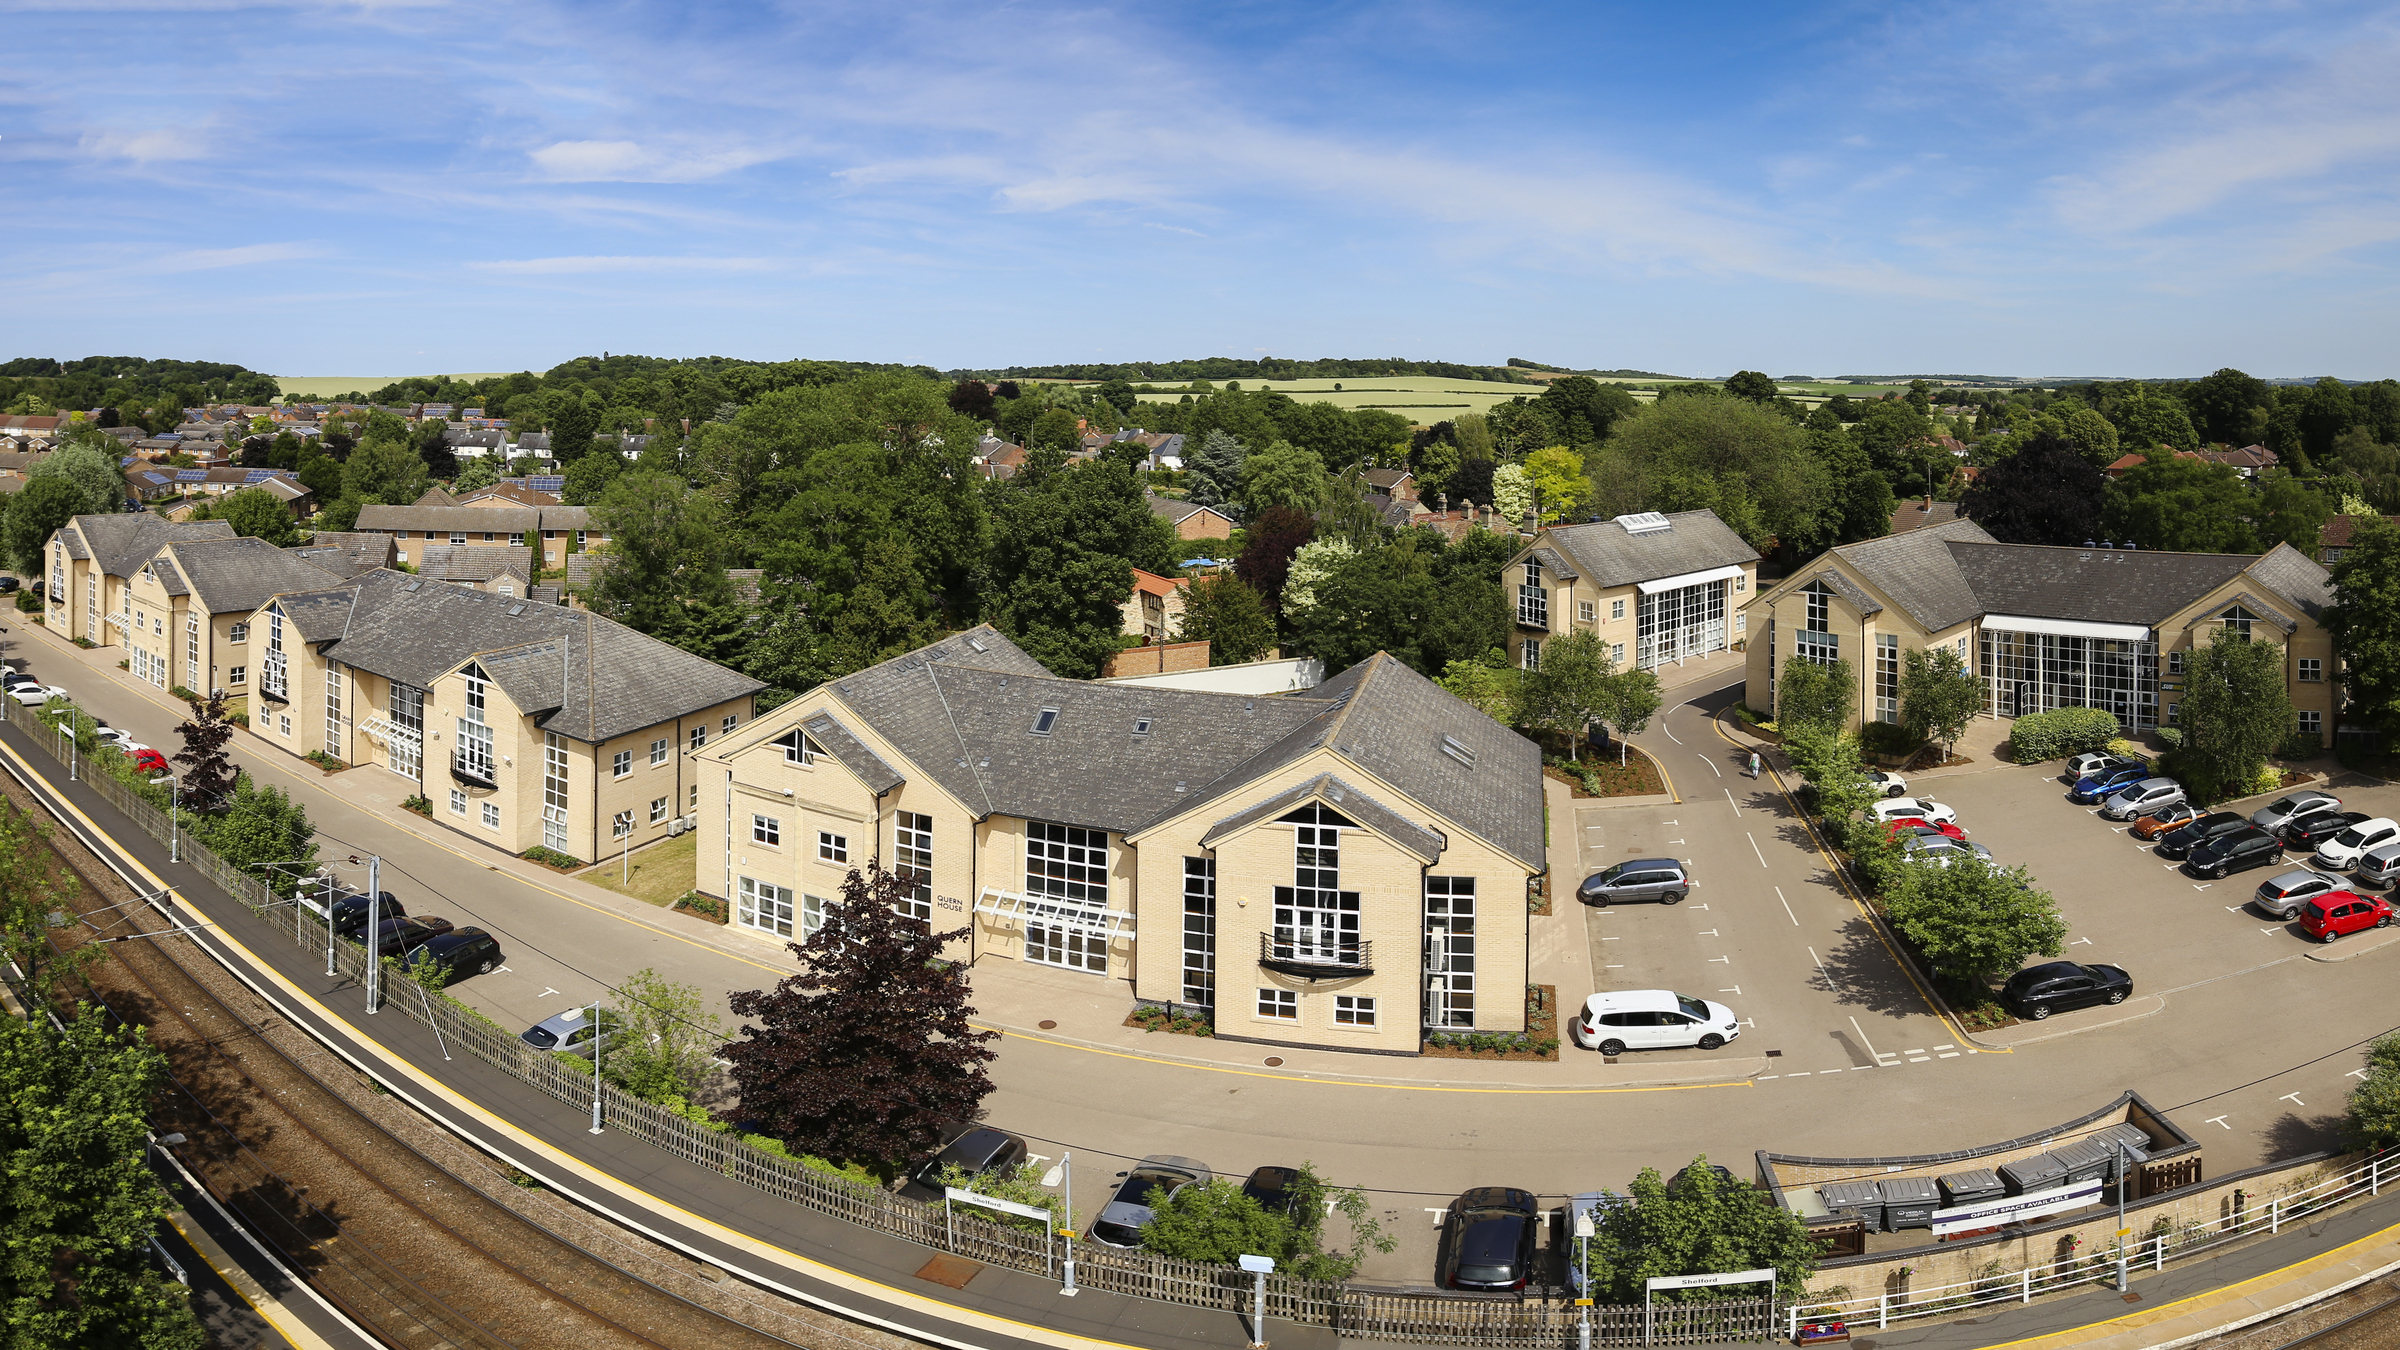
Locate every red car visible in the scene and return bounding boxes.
[1889,817,1967,843]
[125,748,168,775]
[2299,891,2393,944]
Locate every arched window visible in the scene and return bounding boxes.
[2218,605,2257,642]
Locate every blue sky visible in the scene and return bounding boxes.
[8,0,2400,379]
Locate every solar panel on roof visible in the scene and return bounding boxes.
[176,470,207,482]
[244,469,277,483]
[528,476,565,492]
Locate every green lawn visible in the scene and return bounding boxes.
[580,831,696,907]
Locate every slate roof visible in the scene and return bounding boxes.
[1199,772,1444,865]
[285,532,397,578]
[355,503,592,535]
[1945,543,2256,627]
[60,514,235,577]
[797,711,904,794]
[258,570,764,743]
[1821,518,1994,632]
[1147,497,1234,526]
[2241,544,2336,623]
[416,545,534,584]
[1538,511,1759,589]
[156,538,347,616]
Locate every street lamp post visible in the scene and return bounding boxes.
[1575,1208,1596,1350]
[363,855,382,1014]
[1238,1254,1274,1349]
[588,998,605,1135]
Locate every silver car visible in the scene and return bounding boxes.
[2100,778,2184,821]
[2253,791,2342,834]
[1089,1155,1210,1248]
[2253,869,2348,919]
[519,1006,623,1058]
[2356,843,2400,890]
[1903,836,1994,869]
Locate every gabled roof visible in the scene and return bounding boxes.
[797,711,904,794]
[1129,569,1182,598]
[284,532,396,578]
[1946,542,2256,628]
[1198,772,1444,865]
[1817,518,1994,632]
[1535,510,1759,589]
[59,514,235,578]
[1148,497,1235,525]
[416,545,533,584]
[2241,544,2335,623]
[155,538,347,616]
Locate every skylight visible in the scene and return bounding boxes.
[1614,512,1672,535]
[1441,734,1477,768]
[1031,707,1059,736]
[1133,718,1152,735]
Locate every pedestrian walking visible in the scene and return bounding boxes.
[1748,751,1760,779]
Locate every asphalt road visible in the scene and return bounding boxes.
[19,623,2400,1287]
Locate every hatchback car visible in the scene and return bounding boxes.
[126,748,169,775]
[519,1004,623,1057]
[1863,770,1908,798]
[2000,961,2134,1020]
[2254,870,2350,920]
[2253,791,2344,834]
[1901,837,1994,869]
[1089,1156,1210,1248]
[2300,893,2395,943]
[306,887,404,938]
[2356,843,2400,890]
[2070,765,2152,805]
[2131,801,2205,840]
[1870,797,1958,827]
[1889,818,1966,843]
[1437,1188,1540,1293]
[2279,810,2371,852]
[2099,778,2184,822]
[2157,811,2252,859]
[2064,751,2139,784]
[2187,826,2285,879]
[1570,989,1741,1055]
[8,684,67,707]
[1577,859,1690,906]
[902,1126,1030,1200]
[2318,818,2400,871]
[399,927,505,981]
[365,914,453,960]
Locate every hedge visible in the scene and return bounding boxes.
[2009,707,2121,763]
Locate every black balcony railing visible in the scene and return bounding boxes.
[1258,932,1371,979]
[449,754,498,790]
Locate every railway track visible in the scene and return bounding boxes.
[6,772,815,1350]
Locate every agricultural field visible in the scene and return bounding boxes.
[1133,374,1547,416]
[276,374,513,399]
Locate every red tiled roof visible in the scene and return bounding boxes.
[2320,515,2400,549]
[1129,568,1182,597]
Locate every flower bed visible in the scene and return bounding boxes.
[1421,985,1560,1060]
[1542,747,1666,798]
[1124,1004,1214,1037]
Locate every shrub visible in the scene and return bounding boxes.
[2277,731,2325,760]
[2156,727,2185,750]
[13,592,39,614]
[2009,707,2120,763]
[522,845,583,869]
[2248,763,2284,796]
[226,712,248,727]
[400,794,432,817]
[72,636,94,649]
[1859,721,1920,757]
[2105,738,2141,759]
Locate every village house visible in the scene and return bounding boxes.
[353,503,605,568]
[1146,496,1238,542]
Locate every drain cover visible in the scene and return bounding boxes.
[1766,1049,1783,1058]
[1264,1056,1284,1067]
[1037,1020,1056,1030]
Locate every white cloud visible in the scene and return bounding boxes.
[466,255,779,275]
[80,126,211,163]
[528,138,785,183]
[138,242,326,273]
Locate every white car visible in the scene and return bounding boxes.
[1903,836,1994,869]
[2253,791,2343,834]
[94,726,136,750]
[2316,818,2400,871]
[1871,797,1959,827]
[8,685,67,707]
[1571,989,1742,1055]
[1864,770,1908,798]
[2065,750,2130,782]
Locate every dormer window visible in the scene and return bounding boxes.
[2218,605,2257,642]
[1031,707,1059,736]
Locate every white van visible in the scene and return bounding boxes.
[1570,989,1742,1055]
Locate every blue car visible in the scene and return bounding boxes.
[2070,765,2151,804]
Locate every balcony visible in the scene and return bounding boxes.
[449,753,497,790]
[1258,932,1371,980]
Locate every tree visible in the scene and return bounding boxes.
[1782,725,1878,853]
[1239,440,1328,518]
[1591,395,1830,552]
[172,694,238,809]
[720,863,998,1167]
[547,388,601,461]
[1722,370,1779,403]
[1435,650,1517,724]
[1027,407,1080,455]
[2102,452,2255,552]
[340,435,430,507]
[1882,855,2068,984]
[0,805,107,1022]
[1140,1163,1392,1282]
[2345,1033,2400,1149]
[1173,575,1277,664]
[1277,537,1357,621]
[0,1010,208,1349]
[2180,624,2294,798]
[2,477,86,574]
[2184,368,2268,447]
[1958,432,2104,546]
[2110,382,2199,453]
[2254,471,2331,553]
[588,471,730,635]
[200,487,298,546]
[451,455,502,494]
[1488,463,1532,525]
[561,449,624,506]
[1524,445,1591,523]
[1518,630,1613,750]
[2327,517,2400,741]
[1578,1159,1819,1302]
[1591,663,1663,762]
[985,458,1176,679]
[1776,656,1854,736]
[200,778,315,896]
[947,380,997,423]
[27,440,126,518]
[1234,506,1314,610]
[1184,430,1246,511]
[1536,377,1639,446]
[1283,547,1438,673]
[1899,646,1979,759]
[1852,399,1942,489]
[604,967,726,1103]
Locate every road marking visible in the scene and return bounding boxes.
[1748,834,1767,868]
[2192,884,2213,892]
[1699,929,1719,937]
[1663,725,1682,745]
[1698,754,1720,778]
[1787,1071,1810,1077]
[1908,1056,1931,1063]
[2261,927,2283,935]
[2206,1116,2232,1129]
[1933,1044,1954,1051]
[1688,903,1708,911]
[1848,1015,1883,1063]
[2226,906,2244,913]
[1025,1153,1051,1167]
[1852,1065,1874,1071]
[2282,1093,2306,1107]
[1725,788,1740,816]
[1774,887,1797,926]
[2352,1069,2372,1080]
[538,987,559,998]
[1604,964,1625,969]
[494,965,513,973]
[1426,1209,1448,1225]
[1739,1017,1755,1027]
[1709,955,1730,964]
[1938,1052,1961,1059]
[1758,1074,1778,1080]
[1667,838,1686,846]
[1903,1048,1923,1054]
[1718,986,1741,995]
[1601,936,1620,941]
[2071,936,2094,945]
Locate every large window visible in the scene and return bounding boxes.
[1425,876,1477,1028]
[1875,634,1899,724]
[2219,605,2257,642]
[185,613,200,692]
[542,732,570,851]
[456,663,494,782]
[1636,576,1729,669]
[1024,822,1109,974]
[324,661,345,759]
[1273,804,1359,965]
[1516,561,1548,629]
[1794,581,1839,667]
[1182,857,1216,1011]
[893,811,933,923]
[738,876,795,937]
[391,684,424,780]
[262,610,287,699]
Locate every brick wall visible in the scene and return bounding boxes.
[1103,641,1211,678]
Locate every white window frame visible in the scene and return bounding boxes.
[613,749,632,777]
[818,831,848,863]
[1257,988,1297,1021]
[650,738,669,767]
[753,814,781,846]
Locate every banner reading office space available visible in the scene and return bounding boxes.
[1929,1178,2105,1236]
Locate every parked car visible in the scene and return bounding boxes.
[2099,778,2184,822]
[1870,797,1958,826]
[8,685,68,707]
[1089,1156,1210,1248]
[126,748,168,775]
[2131,801,2205,840]
[519,1004,622,1057]
[0,577,21,594]
[1863,770,1908,798]
[901,1126,1029,1201]
[2356,843,2400,890]
[303,886,404,938]
[1889,818,1967,843]
[2279,810,2372,852]
[1570,989,1741,1055]
[2187,826,2285,879]
[2070,764,2153,805]
[1669,1163,1738,1193]
[364,914,453,960]
[1901,837,1994,869]
[1,670,38,691]
[2254,870,2351,920]
[1577,859,1690,906]
[398,927,505,981]
[2157,811,2252,860]
[1437,1188,1540,1293]
[93,726,136,750]
[2300,893,2395,943]
[2317,818,2400,871]
[2064,751,2140,784]
[2253,791,2344,834]
[2000,961,2135,1020]
[1239,1165,1307,1222]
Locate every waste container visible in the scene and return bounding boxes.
[1819,1180,1885,1232]
[2094,1122,2154,1155]
[1880,1176,1941,1230]
[2050,1138,2120,1184]
[1938,1168,2006,1207]
[1999,1152,2069,1195]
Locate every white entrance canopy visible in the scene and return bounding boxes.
[1637,564,1745,595]
[1983,614,2151,642]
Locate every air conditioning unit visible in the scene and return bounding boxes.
[667,817,689,837]
[680,814,698,831]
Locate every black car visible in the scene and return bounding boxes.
[902,1126,1029,1200]
[2187,826,2285,879]
[1240,1165,1307,1222]
[365,915,453,960]
[2157,811,2252,860]
[2000,961,2135,1021]
[2280,811,2372,851]
[312,887,403,938]
[0,577,21,594]
[1438,1187,1539,1293]
[398,927,503,981]
[1668,1163,1737,1193]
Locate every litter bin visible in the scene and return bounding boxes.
[1819,1180,1885,1232]
[1938,1168,2006,1207]
[1999,1153,2069,1195]
[1880,1176,1941,1231]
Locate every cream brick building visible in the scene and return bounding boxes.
[46,514,237,648]
[1742,519,2341,746]
[692,627,1546,1056]
[116,538,350,697]
[1500,511,1761,675]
